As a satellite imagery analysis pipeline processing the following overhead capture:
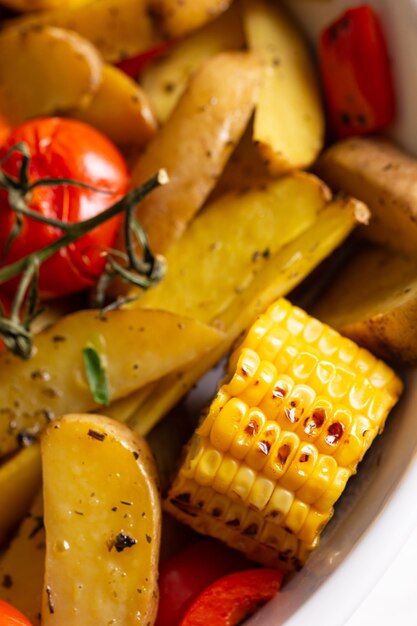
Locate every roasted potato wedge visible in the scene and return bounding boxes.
[315,137,417,258]
[313,244,417,365]
[70,64,157,150]
[148,0,234,38]
[0,309,222,459]
[41,414,160,626]
[243,0,324,172]
[0,490,44,625]
[130,51,263,253]
[0,25,101,125]
[129,197,370,435]
[8,0,161,63]
[141,3,244,123]
[0,445,42,545]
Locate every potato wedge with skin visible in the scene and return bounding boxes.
[315,137,417,258]
[8,0,162,63]
[69,64,157,150]
[0,490,44,625]
[313,245,417,365]
[41,414,160,626]
[243,0,324,173]
[130,52,263,253]
[0,25,101,126]
[0,308,222,459]
[0,445,42,545]
[129,197,370,435]
[141,4,244,123]
[148,0,233,38]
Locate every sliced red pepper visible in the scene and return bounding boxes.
[156,539,253,626]
[319,4,395,139]
[179,568,284,626]
[115,41,174,79]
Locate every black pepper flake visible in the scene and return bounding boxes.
[29,515,44,539]
[87,429,107,442]
[112,507,118,512]
[145,534,152,544]
[2,574,12,588]
[242,523,258,536]
[111,532,137,553]
[74,510,84,516]
[120,500,132,506]
[133,451,139,460]
[52,335,66,343]
[46,585,55,614]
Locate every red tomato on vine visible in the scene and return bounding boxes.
[0,117,129,299]
[0,600,33,626]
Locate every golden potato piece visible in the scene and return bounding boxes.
[315,137,417,258]
[313,244,417,365]
[0,445,42,545]
[0,25,101,125]
[243,0,324,172]
[41,414,160,626]
[141,3,244,123]
[8,0,162,63]
[129,197,370,435]
[148,0,233,38]
[70,64,157,149]
[0,489,44,625]
[131,51,263,253]
[0,308,222,459]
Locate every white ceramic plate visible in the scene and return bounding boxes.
[242,1,417,623]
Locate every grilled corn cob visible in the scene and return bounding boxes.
[165,298,402,570]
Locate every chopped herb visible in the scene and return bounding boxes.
[87,428,107,442]
[110,532,137,553]
[2,574,12,588]
[82,345,110,406]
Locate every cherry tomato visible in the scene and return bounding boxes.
[179,568,284,626]
[319,5,395,139]
[0,117,130,299]
[156,539,253,626]
[0,600,33,626]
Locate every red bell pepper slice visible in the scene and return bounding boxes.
[319,4,395,139]
[179,568,285,626]
[156,539,253,626]
[115,41,174,79]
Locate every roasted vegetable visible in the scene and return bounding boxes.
[243,0,324,173]
[126,196,370,436]
[0,308,222,458]
[0,491,44,625]
[0,25,101,125]
[313,244,417,365]
[70,64,157,150]
[129,51,262,253]
[0,445,42,545]
[41,414,160,625]
[315,137,417,258]
[148,0,234,38]
[141,4,244,123]
[165,299,402,569]
[8,0,161,63]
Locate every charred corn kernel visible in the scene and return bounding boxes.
[165,298,402,570]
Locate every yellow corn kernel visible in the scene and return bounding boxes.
[229,407,266,460]
[225,348,261,396]
[210,396,248,452]
[165,298,402,571]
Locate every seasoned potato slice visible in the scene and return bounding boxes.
[148,0,233,38]
[41,414,160,626]
[315,137,417,258]
[141,4,244,123]
[0,25,101,125]
[131,51,263,253]
[70,64,157,149]
[129,197,370,435]
[0,445,42,545]
[243,0,324,172]
[0,490,44,625]
[0,308,222,459]
[313,245,417,365]
[8,0,161,63]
